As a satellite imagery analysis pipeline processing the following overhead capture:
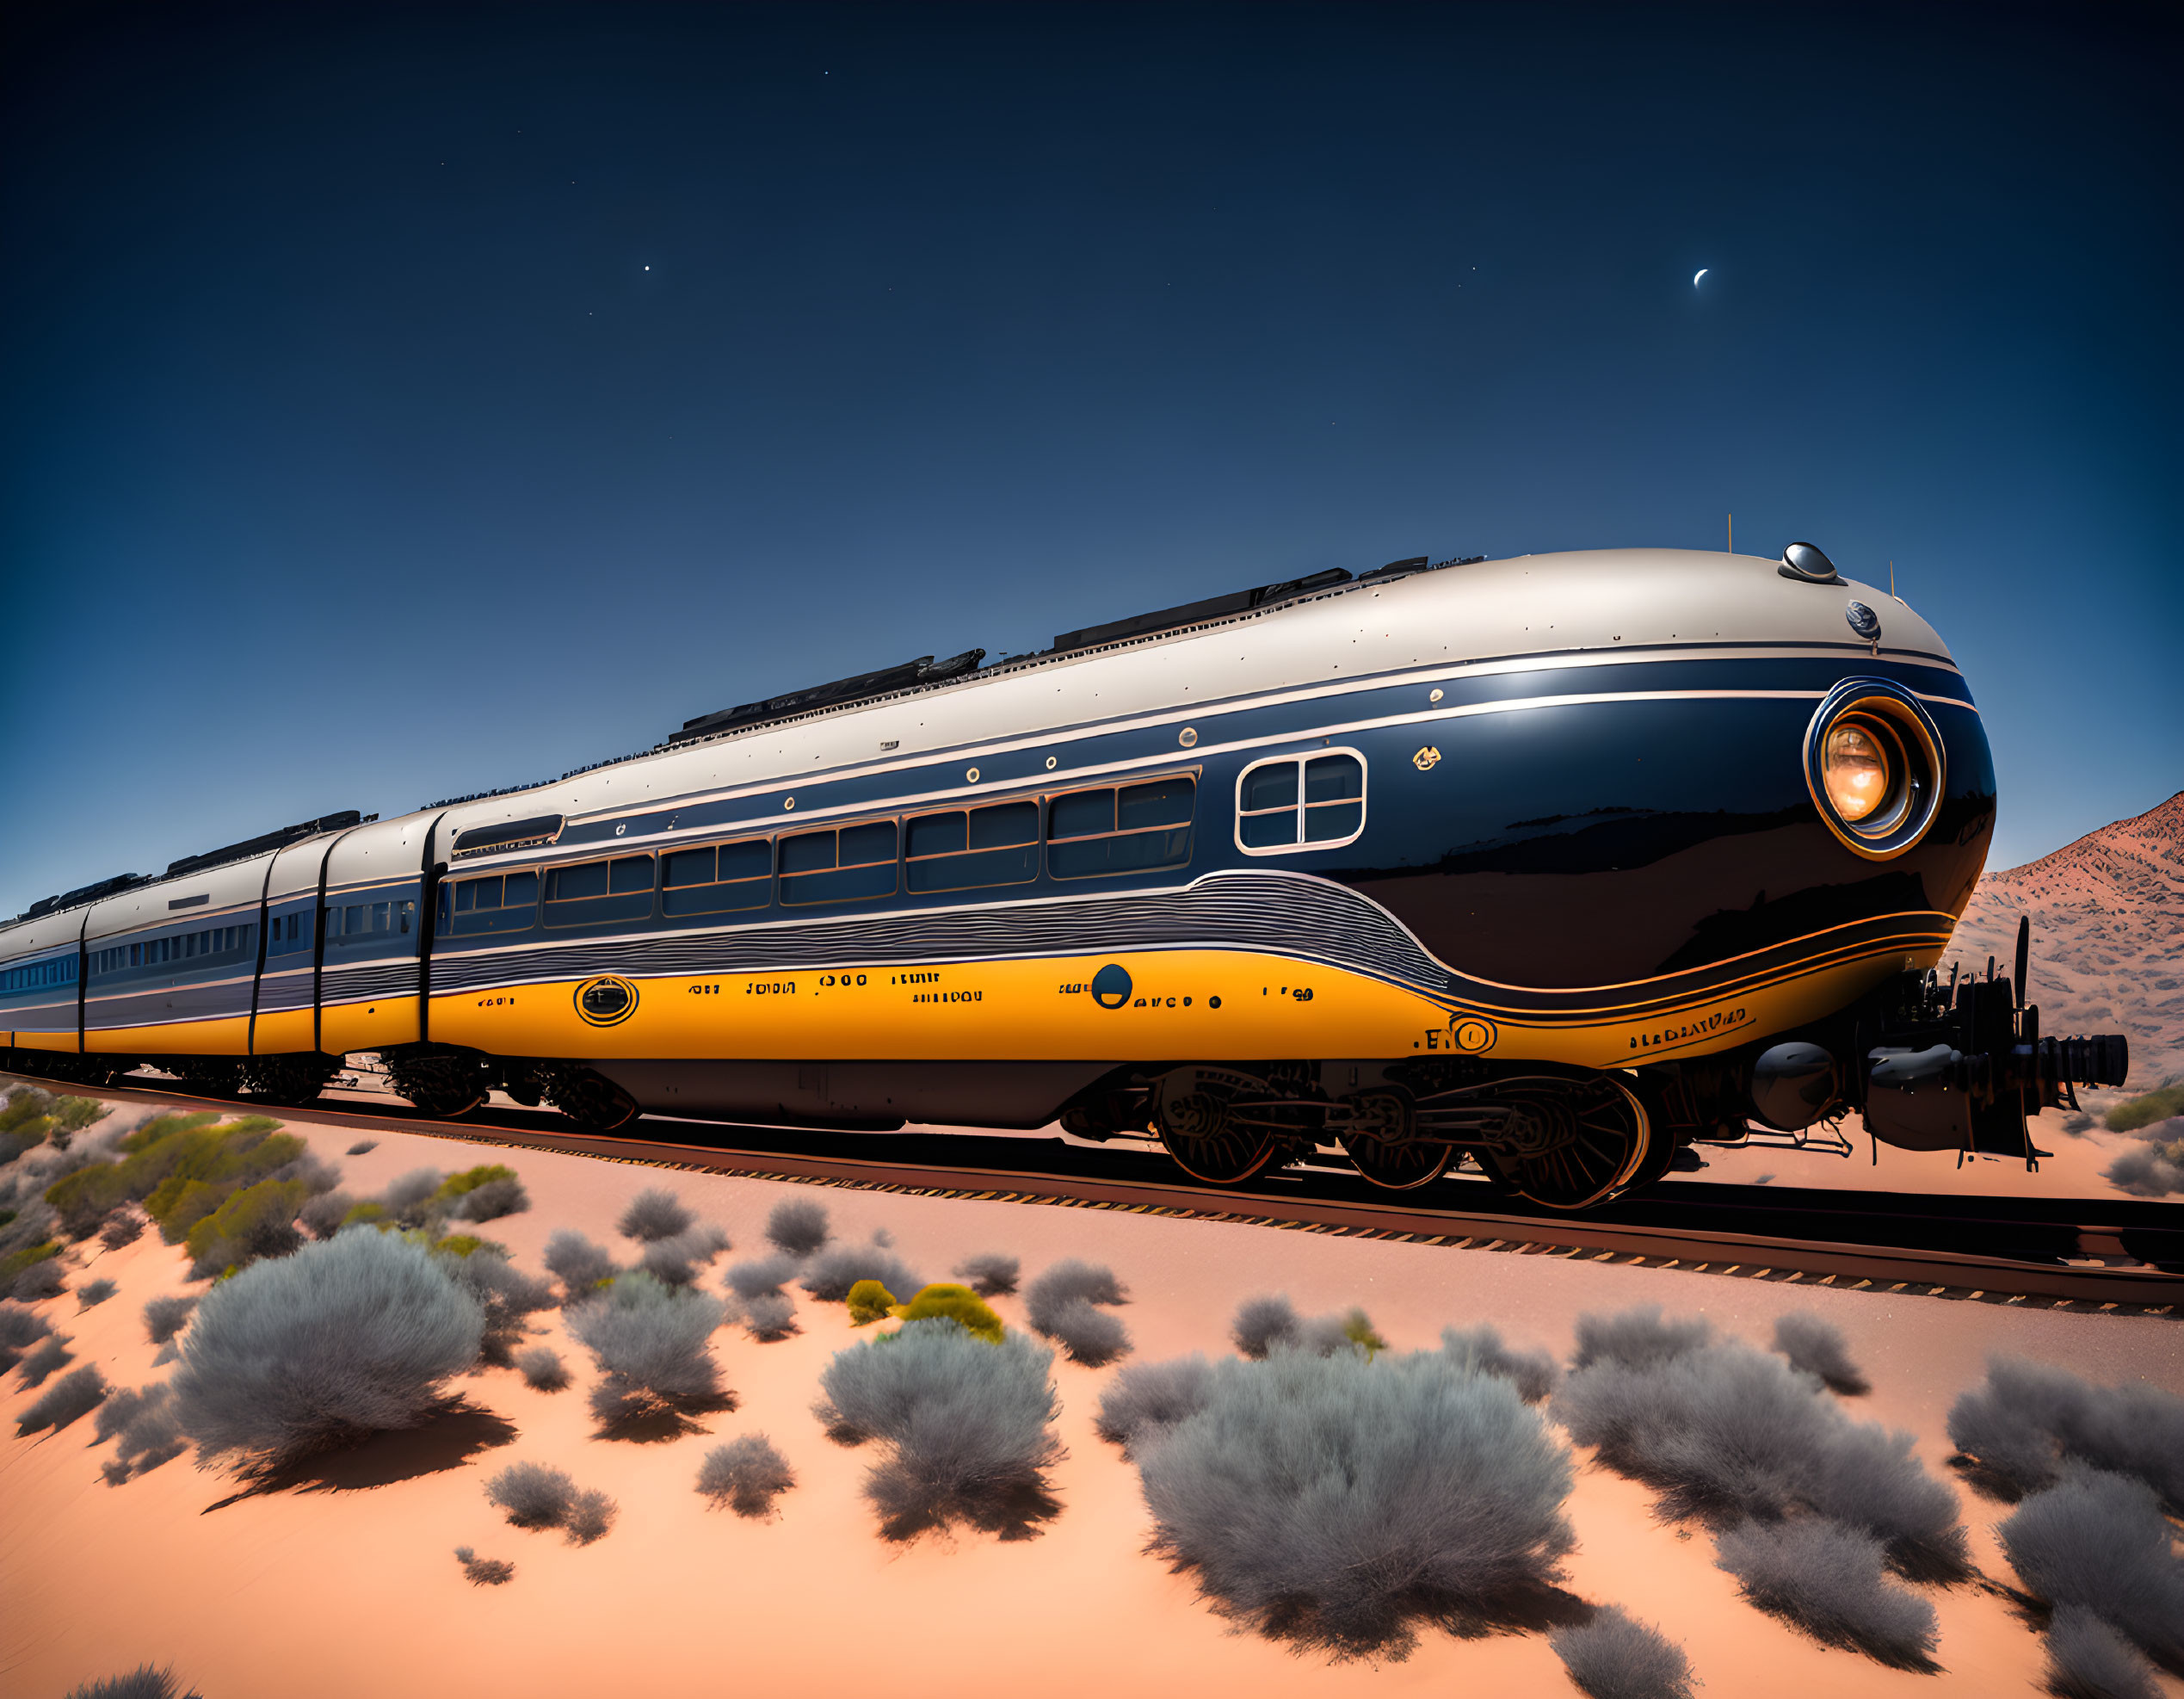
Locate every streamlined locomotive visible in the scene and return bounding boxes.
[0,544,2128,1208]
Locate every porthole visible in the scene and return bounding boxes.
[966,767,980,783]
[1802,679,1945,860]
[1179,727,1198,748]
[1046,756,1058,770]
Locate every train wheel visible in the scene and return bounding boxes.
[1341,1090,1451,1190]
[1477,1073,1656,1211]
[1153,1069,1280,1186]
[550,1067,640,1134]
[384,1050,488,1120]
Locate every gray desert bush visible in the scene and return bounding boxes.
[1556,1309,1968,1580]
[99,1211,146,1250]
[1094,1355,1216,1453]
[1713,1518,1938,1669]
[378,1167,447,1225]
[2045,1603,2161,1699]
[699,1433,796,1517]
[171,1226,484,1471]
[638,1223,731,1287]
[451,1175,528,1222]
[0,1300,52,1370]
[1026,1259,1131,1365]
[142,1293,197,1345]
[1997,1467,2184,1671]
[436,1241,556,1365]
[2105,1143,2184,1199]
[17,1363,108,1436]
[151,1341,179,1367]
[96,1383,186,1484]
[62,1666,201,1699]
[1131,1346,1577,1660]
[765,1196,830,1257]
[742,1290,798,1342]
[18,1334,72,1386]
[77,1276,119,1309]
[1233,1294,1299,1358]
[953,1251,1019,1297]
[1549,1604,1698,1699]
[618,1185,694,1243]
[1773,1312,1870,1396]
[725,1251,800,1301]
[566,1486,616,1544]
[515,1345,570,1392]
[487,1460,578,1526]
[453,1545,515,1585]
[9,1254,65,1301]
[298,1190,356,1240]
[566,1270,726,1425]
[345,1139,378,1157]
[816,1318,1063,1541]
[1441,1325,1558,1404]
[802,1243,922,1303]
[1947,1356,2184,1513]
[544,1228,618,1301]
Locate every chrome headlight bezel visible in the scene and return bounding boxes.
[1803,678,1946,860]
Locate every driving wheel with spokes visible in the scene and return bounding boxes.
[1476,1072,1656,1210]
[1341,1089,1451,1190]
[1153,1067,1283,1186]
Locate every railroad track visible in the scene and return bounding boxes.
[21,1070,2184,1316]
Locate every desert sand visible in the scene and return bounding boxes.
[5,1096,2181,1699]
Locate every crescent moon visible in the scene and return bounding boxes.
[1694,269,1708,286]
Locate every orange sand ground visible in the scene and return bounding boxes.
[4,1101,2181,1699]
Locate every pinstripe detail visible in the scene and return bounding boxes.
[256,971,317,1013]
[321,961,421,1004]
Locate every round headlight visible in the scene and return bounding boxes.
[1803,680,1945,859]
[1822,721,1890,821]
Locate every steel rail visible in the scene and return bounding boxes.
[16,1070,2181,1314]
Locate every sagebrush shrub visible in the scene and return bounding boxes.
[18,1363,108,1436]
[1997,1467,2184,1668]
[1095,1356,1215,1453]
[436,1241,555,1365]
[142,1293,197,1345]
[2045,1603,2160,1699]
[1947,1356,2184,1513]
[618,1186,694,1243]
[171,1227,484,1470]
[953,1251,1019,1297]
[99,1211,145,1250]
[345,1140,378,1157]
[184,1176,307,1277]
[7,1252,65,1301]
[566,1271,726,1424]
[18,1335,72,1386]
[61,1665,201,1699]
[95,1383,186,1484]
[1026,1259,1130,1365]
[0,1300,53,1369]
[1713,1519,1938,1669]
[639,1223,731,1287]
[544,1228,617,1300]
[515,1345,570,1392]
[889,1283,1004,1344]
[816,1319,1063,1541]
[742,1292,798,1342]
[803,1244,922,1303]
[454,1545,515,1586]
[567,1486,617,1545]
[452,1175,528,1222]
[1549,1604,1697,1699]
[699,1433,796,1517]
[298,1190,355,1240]
[1132,1347,1577,1660]
[1556,1309,1967,1579]
[764,1196,830,1257]
[1233,1294,1299,1359]
[725,1251,800,1301]
[487,1461,578,1527]
[1773,1313,1869,1397]
[1441,1325,1558,1404]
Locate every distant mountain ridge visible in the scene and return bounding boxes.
[1946,789,2184,1090]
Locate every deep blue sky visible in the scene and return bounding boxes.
[3,2,2177,915]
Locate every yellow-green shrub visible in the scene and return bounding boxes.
[435,1165,516,1202]
[846,1278,898,1326]
[887,1282,1004,1344]
[184,1178,308,1270]
[2107,1084,2184,1132]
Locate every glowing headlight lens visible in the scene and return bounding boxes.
[1823,722,1890,822]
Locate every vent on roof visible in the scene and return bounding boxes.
[18,871,149,924]
[670,649,985,746]
[164,812,365,880]
[451,815,565,860]
[1051,567,1354,653]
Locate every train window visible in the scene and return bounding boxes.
[449,872,537,936]
[545,855,656,928]
[1047,775,1195,880]
[905,800,1040,893]
[780,820,898,906]
[1236,751,1367,852]
[662,837,773,916]
[267,911,310,955]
